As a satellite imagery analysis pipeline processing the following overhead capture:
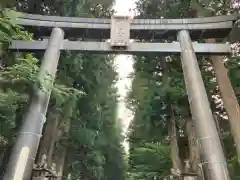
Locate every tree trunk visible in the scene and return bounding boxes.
[168,111,183,176]
[54,120,71,180]
[185,116,201,180]
[0,144,13,178]
[55,147,68,180]
[47,118,60,167]
[36,117,60,167]
[213,114,227,157]
[206,38,240,161]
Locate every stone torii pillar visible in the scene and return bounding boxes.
[3,28,64,180]
[178,30,230,180]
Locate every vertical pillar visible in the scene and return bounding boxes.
[177,30,230,180]
[3,28,64,180]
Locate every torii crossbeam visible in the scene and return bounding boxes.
[10,40,231,55]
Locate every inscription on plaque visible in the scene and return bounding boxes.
[110,15,131,47]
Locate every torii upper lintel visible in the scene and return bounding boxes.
[13,13,237,40]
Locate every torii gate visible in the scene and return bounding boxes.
[3,13,238,180]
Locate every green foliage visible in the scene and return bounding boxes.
[0,9,32,42]
[227,56,240,101]
[0,12,35,158]
[66,54,125,180]
[129,142,171,180]
[0,0,16,9]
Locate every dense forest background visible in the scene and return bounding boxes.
[0,0,240,180]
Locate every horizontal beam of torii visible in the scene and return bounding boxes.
[10,40,231,55]
[12,13,236,40]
